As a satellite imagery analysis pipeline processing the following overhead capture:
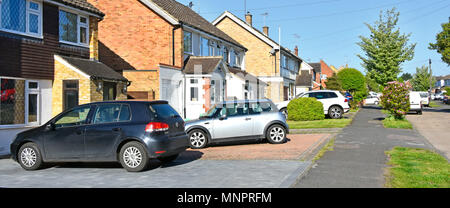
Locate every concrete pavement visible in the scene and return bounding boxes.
[407,102,450,160]
[294,106,434,188]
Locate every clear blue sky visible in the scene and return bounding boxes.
[178,0,450,76]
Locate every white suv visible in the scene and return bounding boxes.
[276,90,350,119]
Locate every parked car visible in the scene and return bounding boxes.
[344,91,353,101]
[365,95,380,105]
[418,91,430,107]
[443,96,449,104]
[435,92,444,100]
[409,91,423,114]
[185,99,288,149]
[10,100,189,172]
[276,90,350,119]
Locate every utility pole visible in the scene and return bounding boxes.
[429,58,432,94]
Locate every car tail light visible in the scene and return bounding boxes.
[145,122,169,132]
[344,99,348,102]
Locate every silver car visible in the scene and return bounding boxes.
[185,99,289,149]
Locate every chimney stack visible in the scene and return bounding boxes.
[294,46,298,56]
[263,26,269,36]
[245,12,252,26]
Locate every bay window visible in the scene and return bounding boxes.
[0,0,42,37]
[59,9,89,46]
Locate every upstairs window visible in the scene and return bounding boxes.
[59,9,89,46]
[184,31,192,54]
[0,0,42,37]
[201,37,209,56]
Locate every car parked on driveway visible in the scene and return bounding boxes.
[10,100,189,172]
[418,91,430,107]
[185,99,288,149]
[276,90,350,119]
[365,95,380,105]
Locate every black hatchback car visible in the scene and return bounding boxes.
[10,101,189,172]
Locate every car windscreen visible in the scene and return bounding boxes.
[148,104,180,119]
[419,93,428,98]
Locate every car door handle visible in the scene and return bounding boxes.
[75,130,83,135]
[204,122,210,125]
[245,118,252,121]
[112,127,122,131]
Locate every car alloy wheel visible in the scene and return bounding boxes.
[267,125,286,144]
[20,147,37,168]
[17,143,43,170]
[123,146,142,168]
[189,130,207,149]
[329,106,342,119]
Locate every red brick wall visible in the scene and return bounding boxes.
[320,60,334,89]
[87,0,184,71]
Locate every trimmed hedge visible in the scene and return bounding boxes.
[287,97,325,121]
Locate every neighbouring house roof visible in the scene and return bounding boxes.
[52,0,105,16]
[183,56,224,74]
[212,11,303,62]
[148,0,245,50]
[57,55,128,82]
[295,71,312,87]
[228,67,267,85]
[436,75,450,80]
[309,63,322,73]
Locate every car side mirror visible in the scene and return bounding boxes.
[219,114,227,120]
[46,122,55,131]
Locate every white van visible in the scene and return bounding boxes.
[409,91,423,115]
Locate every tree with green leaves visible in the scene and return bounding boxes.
[366,75,381,92]
[400,73,413,81]
[410,65,436,91]
[429,21,450,65]
[324,73,341,91]
[357,8,416,86]
[337,68,366,93]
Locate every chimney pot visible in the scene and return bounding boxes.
[263,26,269,36]
[245,12,252,26]
[294,46,298,56]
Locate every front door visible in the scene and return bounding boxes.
[44,105,92,160]
[212,102,253,139]
[26,81,39,125]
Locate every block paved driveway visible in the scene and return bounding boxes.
[0,134,329,188]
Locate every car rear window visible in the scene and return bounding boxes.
[148,104,180,119]
[249,102,273,114]
[93,104,131,124]
[419,93,428,98]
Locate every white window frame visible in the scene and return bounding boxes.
[59,8,89,47]
[0,0,43,39]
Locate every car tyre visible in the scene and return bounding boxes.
[119,141,149,172]
[188,129,208,149]
[266,124,287,144]
[329,105,343,119]
[18,142,44,171]
[158,154,179,163]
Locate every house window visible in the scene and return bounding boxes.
[184,31,193,54]
[0,0,42,37]
[201,37,209,56]
[0,78,26,125]
[59,9,89,46]
[190,87,198,101]
[210,80,215,103]
[235,51,241,67]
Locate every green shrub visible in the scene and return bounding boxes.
[444,87,450,96]
[287,97,325,121]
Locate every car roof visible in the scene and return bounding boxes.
[219,99,273,105]
[83,100,169,106]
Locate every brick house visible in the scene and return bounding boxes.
[213,11,304,102]
[88,0,263,119]
[0,0,128,128]
[309,60,334,90]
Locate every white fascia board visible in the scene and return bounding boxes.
[54,55,90,79]
[212,11,278,49]
[139,0,179,25]
[43,0,102,19]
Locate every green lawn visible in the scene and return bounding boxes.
[385,147,450,188]
[429,101,440,108]
[287,119,352,129]
[382,119,413,129]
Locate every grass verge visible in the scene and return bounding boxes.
[429,101,440,108]
[287,119,352,129]
[312,138,335,161]
[382,119,413,129]
[385,147,450,188]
